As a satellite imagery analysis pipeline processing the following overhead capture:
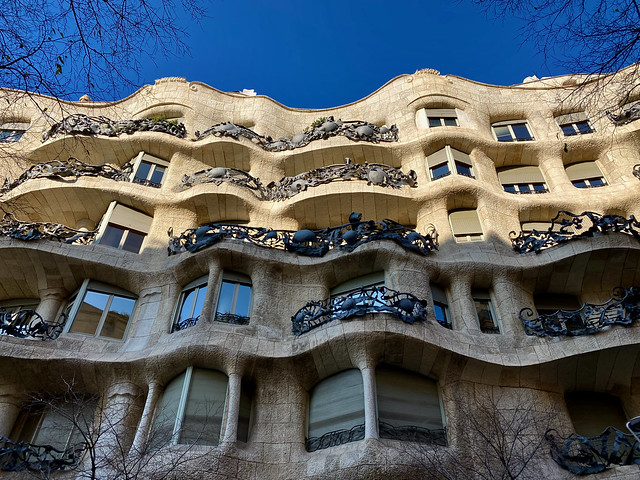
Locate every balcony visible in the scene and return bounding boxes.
[0,436,85,473]
[0,214,97,245]
[0,309,66,340]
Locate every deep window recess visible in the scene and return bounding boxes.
[430,284,451,329]
[66,280,136,340]
[426,146,474,181]
[472,289,500,333]
[555,112,594,136]
[491,120,534,142]
[534,294,581,316]
[0,122,29,143]
[172,276,208,332]
[215,272,252,324]
[307,369,365,452]
[449,210,483,243]
[150,368,228,447]
[329,271,385,312]
[565,392,628,437]
[128,151,169,187]
[425,108,459,127]
[376,367,445,443]
[497,166,548,194]
[97,202,153,254]
[565,161,608,188]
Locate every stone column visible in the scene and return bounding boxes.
[0,387,22,437]
[361,367,378,439]
[221,373,241,444]
[449,276,475,331]
[201,261,222,323]
[97,382,144,456]
[131,381,161,452]
[35,288,67,325]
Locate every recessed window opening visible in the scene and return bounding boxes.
[128,152,169,187]
[425,108,459,127]
[534,294,581,316]
[0,298,39,314]
[492,120,534,142]
[97,202,153,254]
[472,289,500,333]
[565,392,628,437]
[215,271,252,324]
[556,112,594,136]
[0,122,29,143]
[430,284,451,329]
[497,166,548,194]
[449,210,483,243]
[172,276,208,332]
[565,161,608,189]
[426,146,474,181]
[330,271,386,312]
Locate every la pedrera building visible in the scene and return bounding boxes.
[0,68,639,479]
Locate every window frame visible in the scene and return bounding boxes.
[472,289,500,334]
[171,276,208,332]
[497,165,548,194]
[449,210,484,243]
[214,271,252,324]
[426,146,474,182]
[128,151,170,188]
[565,161,608,189]
[0,122,29,143]
[430,284,451,329]
[95,202,153,254]
[491,120,535,142]
[555,112,594,136]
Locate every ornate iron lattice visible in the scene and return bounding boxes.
[180,158,417,200]
[378,422,447,445]
[546,427,640,475]
[171,316,199,333]
[168,212,438,257]
[520,287,640,337]
[0,213,97,245]
[194,116,399,150]
[291,285,429,336]
[607,103,640,126]
[0,309,67,340]
[214,313,250,325]
[510,211,640,254]
[42,114,186,141]
[634,164,640,180]
[305,423,365,452]
[0,436,85,472]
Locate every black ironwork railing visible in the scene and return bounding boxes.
[168,212,438,257]
[42,114,186,141]
[214,313,250,325]
[633,164,640,180]
[379,422,447,445]
[0,309,66,340]
[0,436,85,472]
[180,158,417,200]
[546,427,640,475]
[510,211,640,254]
[305,423,365,452]
[0,213,97,245]
[171,316,199,333]
[194,116,398,151]
[520,287,640,337]
[291,285,429,336]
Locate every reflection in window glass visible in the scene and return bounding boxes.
[69,288,136,340]
[215,277,252,323]
[431,163,450,179]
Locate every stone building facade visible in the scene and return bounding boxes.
[0,70,639,478]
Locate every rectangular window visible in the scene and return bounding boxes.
[0,122,29,143]
[472,289,499,333]
[497,166,548,194]
[449,210,483,243]
[492,121,534,142]
[555,112,594,136]
[565,161,607,189]
[97,202,153,254]
[128,152,169,188]
[329,271,386,314]
[426,146,474,181]
[430,284,451,329]
[423,108,459,128]
[215,272,252,324]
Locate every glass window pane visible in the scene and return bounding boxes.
[455,161,472,177]
[70,291,109,335]
[237,382,253,443]
[493,125,513,142]
[100,224,125,249]
[216,282,236,315]
[434,303,449,327]
[474,299,498,333]
[518,184,531,193]
[428,118,442,127]
[561,124,577,136]
[100,296,135,339]
[511,123,532,140]
[192,285,207,318]
[431,162,450,180]
[234,284,252,317]
[134,161,152,182]
[443,117,458,126]
[589,177,605,187]
[572,180,588,188]
[150,165,165,185]
[121,231,145,253]
[180,369,227,446]
[576,121,593,134]
[179,289,197,322]
[503,185,516,193]
[532,183,547,192]
[33,408,72,450]
[150,372,186,448]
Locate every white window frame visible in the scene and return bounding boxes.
[128,151,170,187]
[565,161,608,189]
[0,122,29,143]
[95,202,153,254]
[491,120,535,142]
[472,290,500,334]
[497,165,548,194]
[425,108,459,128]
[426,146,474,181]
[171,276,208,332]
[214,271,252,322]
[449,210,484,243]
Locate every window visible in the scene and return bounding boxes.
[307,369,365,451]
[449,210,483,242]
[491,120,534,142]
[426,146,474,181]
[0,122,29,143]
[172,276,208,332]
[150,368,228,447]
[329,271,385,314]
[555,112,594,136]
[376,367,445,444]
[430,284,451,329]
[215,272,252,324]
[472,289,499,333]
[534,294,581,316]
[565,161,608,188]
[128,151,169,187]
[497,166,548,194]
[66,280,136,340]
[0,298,39,315]
[425,108,459,127]
[97,202,153,254]
[565,392,627,437]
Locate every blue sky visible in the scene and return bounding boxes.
[132,0,564,109]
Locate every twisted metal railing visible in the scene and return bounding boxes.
[168,212,438,257]
[0,214,97,245]
[180,159,417,200]
[172,312,250,332]
[292,285,429,336]
[546,427,640,475]
[510,211,640,254]
[171,316,199,333]
[379,422,447,445]
[0,436,85,472]
[0,309,66,340]
[305,423,365,452]
[633,164,640,180]
[194,116,398,150]
[42,114,186,141]
[520,287,640,337]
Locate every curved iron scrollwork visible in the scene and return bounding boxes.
[0,436,85,472]
[214,312,250,325]
[168,212,437,257]
[0,309,67,340]
[607,103,640,126]
[510,211,640,254]
[378,422,447,445]
[305,423,365,452]
[545,427,640,475]
[42,114,186,141]
[634,164,640,180]
[180,158,417,200]
[194,116,399,150]
[291,285,429,336]
[0,213,97,245]
[520,286,640,337]
[171,316,199,333]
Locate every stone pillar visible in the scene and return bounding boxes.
[492,274,523,335]
[201,261,222,323]
[97,382,144,456]
[361,367,378,439]
[449,277,475,331]
[221,373,241,444]
[131,382,161,452]
[35,288,67,325]
[0,388,22,437]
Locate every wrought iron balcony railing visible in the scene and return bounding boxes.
[0,309,67,340]
[520,287,640,337]
[0,436,85,472]
[168,212,438,257]
[546,427,640,475]
[379,422,447,445]
[510,211,640,254]
[305,423,365,452]
[180,158,417,200]
[171,312,250,333]
[0,214,97,245]
[634,164,640,180]
[291,285,429,336]
[42,114,186,141]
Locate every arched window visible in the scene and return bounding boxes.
[172,276,208,332]
[214,271,252,324]
[449,210,483,242]
[565,161,607,188]
[497,166,548,194]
